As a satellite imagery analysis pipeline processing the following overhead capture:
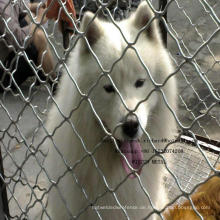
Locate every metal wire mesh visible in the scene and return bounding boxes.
[0,0,220,219]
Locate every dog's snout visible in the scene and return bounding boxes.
[122,119,139,138]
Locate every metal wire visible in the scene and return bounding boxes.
[0,0,220,219]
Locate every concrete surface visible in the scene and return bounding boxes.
[0,0,220,219]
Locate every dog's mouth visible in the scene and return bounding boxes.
[101,120,143,178]
[117,139,143,179]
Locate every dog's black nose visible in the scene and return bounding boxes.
[122,120,139,138]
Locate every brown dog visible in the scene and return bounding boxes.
[164,165,220,220]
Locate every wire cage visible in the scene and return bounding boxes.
[0,0,220,219]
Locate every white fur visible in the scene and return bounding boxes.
[45,2,177,220]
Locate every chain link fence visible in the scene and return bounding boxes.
[0,0,220,219]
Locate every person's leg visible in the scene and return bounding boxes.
[22,11,56,79]
[0,51,34,91]
[32,29,56,79]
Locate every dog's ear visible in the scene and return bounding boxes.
[133,2,159,40]
[80,12,103,51]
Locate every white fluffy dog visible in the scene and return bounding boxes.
[45,2,177,219]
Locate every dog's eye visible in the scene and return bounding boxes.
[103,85,115,93]
[135,79,145,88]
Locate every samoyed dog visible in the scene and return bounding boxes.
[45,2,177,219]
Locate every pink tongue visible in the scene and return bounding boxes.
[120,140,143,178]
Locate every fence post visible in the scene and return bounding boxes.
[0,147,10,219]
[158,0,167,46]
